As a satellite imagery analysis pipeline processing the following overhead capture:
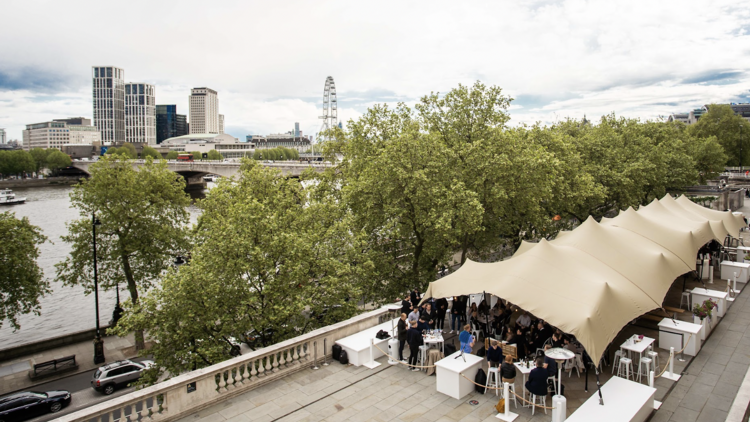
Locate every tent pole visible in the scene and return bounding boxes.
[595,367,604,405]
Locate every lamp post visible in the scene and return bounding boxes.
[92,214,105,364]
[741,123,744,175]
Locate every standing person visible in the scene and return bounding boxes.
[501,354,517,384]
[459,295,468,324]
[400,296,412,315]
[450,297,461,333]
[517,311,532,331]
[422,303,435,329]
[435,297,448,330]
[410,288,421,311]
[407,321,423,371]
[459,324,475,354]
[408,307,420,325]
[487,339,504,367]
[397,313,408,361]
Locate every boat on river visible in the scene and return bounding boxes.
[0,189,26,205]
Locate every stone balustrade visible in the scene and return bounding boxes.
[56,305,399,422]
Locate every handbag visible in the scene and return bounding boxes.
[495,398,505,413]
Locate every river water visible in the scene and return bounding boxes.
[0,185,203,348]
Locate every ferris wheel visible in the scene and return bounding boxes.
[318,76,337,141]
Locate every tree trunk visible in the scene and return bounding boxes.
[121,253,145,350]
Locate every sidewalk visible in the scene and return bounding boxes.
[0,333,137,396]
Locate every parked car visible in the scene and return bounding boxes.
[91,359,154,395]
[0,390,71,422]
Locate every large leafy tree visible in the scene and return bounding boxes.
[0,150,35,177]
[689,104,750,167]
[56,156,190,350]
[45,150,72,175]
[114,160,362,378]
[687,135,727,184]
[0,212,48,330]
[206,150,223,160]
[141,146,162,160]
[29,148,52,173]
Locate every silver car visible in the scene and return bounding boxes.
[91,360,154,395]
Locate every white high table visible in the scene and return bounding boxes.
[334,317,399,367]
[658,318,702,356]
[691,288,728,318]
[435,351,484,399]
[720,261,750,283]
[566,376,656,422]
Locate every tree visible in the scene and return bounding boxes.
[0,150,35,178]
[55,156,191,350]
[687,135,727,184]
[165,151,179,160]
[120,143,138,159]
[141,146,162,160]
[206,150,223,160]
[45,150,72,176]
[114,160,361,378]
[29,148,52,173]
[689,104,750,166]
[0,212,49,330]
[188,151,202,160]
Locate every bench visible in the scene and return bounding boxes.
[641,314,664,322]
[663,306,685,314]
[29,355,78,380]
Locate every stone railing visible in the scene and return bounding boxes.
[56,305,399,422]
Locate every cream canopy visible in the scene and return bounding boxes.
[421,194,745,364]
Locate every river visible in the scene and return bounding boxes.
[0,185,204,349]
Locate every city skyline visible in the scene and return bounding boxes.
[0,1,749,141]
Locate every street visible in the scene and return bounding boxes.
[1,359,151,422]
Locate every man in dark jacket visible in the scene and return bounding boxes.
[407,321,423,371]
[400,296,412,315]
[397,313,408,361]
[486,339,504,367]
[435,298,448,330]
[422,303,436,329]
[526,358,549,397]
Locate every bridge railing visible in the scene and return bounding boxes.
[55,305,398,422]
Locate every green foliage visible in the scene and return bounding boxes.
[56,155,191,350]
[689,104,750,166]
[0,212,49,330]
[115,159,361,377]
[165,151,179,160]
[106,143,138,159]
[188,151,202,160]
[686,135,727,184]
[0,150,35,177]
[29,148,52,173]
[45,150,72,176]
[252,147,299,161]
[206,150,223,160]
[141,146,162,160]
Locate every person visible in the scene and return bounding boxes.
[408,307,420,325]
[459,324,475,353]
[517,311,532,331]
[469,302,479,322]
[487,339,504,367]
[563,337,583,354]
[450,296,461,333]
[400,296,412,315]
[504,326,516,343]
[551,332,564,348]
[417,314,430,333]
[533,321,553,352]
[501,354,517,384]
[422,303,436,329]
[397,313,408,361]
[459,295,469,324]
[435,297,448,330]
[526,358,549,397]
[410,288,421,310]
[543,344,558,378]
[407,321,423,371]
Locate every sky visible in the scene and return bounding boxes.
[1,0,749,142]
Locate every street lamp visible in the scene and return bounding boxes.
[741,123,744,175]
[92,214,105,364]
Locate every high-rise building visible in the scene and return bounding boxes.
[176,114,188,137]
[189,87,219,134]
[0,128,6,144]
[157,105,188,143]
[22,118,100,151]
[219,114,225,134]
[92,66,125,144]
[125,83,156,145]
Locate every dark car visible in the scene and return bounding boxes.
[0,390,71,422]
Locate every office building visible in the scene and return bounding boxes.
[0,128,6,144]
[22,118,100,151]
[219,114,224,134]
[125,83,156,145]
[156,105,188,144]
[189,87,219,134]
[92,66,125,144]
[294,122,300,138]
[53,118,101,145]
[161,133,253,159]
[256,133,311,152]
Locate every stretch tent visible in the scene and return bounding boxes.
[421,194,745,364]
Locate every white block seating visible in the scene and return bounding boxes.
[485,367,500,396]
[681,292,691,310]
[611,350,624,374]
[617,357,633,380]
[647,350,660,374]
[637,357,652,384]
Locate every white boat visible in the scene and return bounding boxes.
[0,189,26,205]
[203,174,219,182]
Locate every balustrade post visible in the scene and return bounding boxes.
[251,359,258,378]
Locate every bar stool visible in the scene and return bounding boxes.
[611,350,624,374]
[680,292,691,310]
[507,383,518,409]
[617,357,633,380]
[529,392,547,416]
[637,357,652,383]
[485,367,500,395]
[647,350,660,374]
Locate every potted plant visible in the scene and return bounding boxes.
[692,303,709,340]
[704,299,718,330]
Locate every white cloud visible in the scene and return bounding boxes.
[1,0,749,139]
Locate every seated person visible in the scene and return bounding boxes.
[563,337,583,354]
[551,332,564,348]
[478,299,490,315]
[543,344,558,377]
[516,311,532,331]
[487,339,504,367]
[526,358,549,397]
[501,354,517,384]
[533,321,553,351]
[417,315,430,333]
[459,324,475,353]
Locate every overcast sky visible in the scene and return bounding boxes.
[1,0,749,142]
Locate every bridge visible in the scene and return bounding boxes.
[70,160,333,188]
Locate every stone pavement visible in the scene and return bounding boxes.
[0,332,137,395]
